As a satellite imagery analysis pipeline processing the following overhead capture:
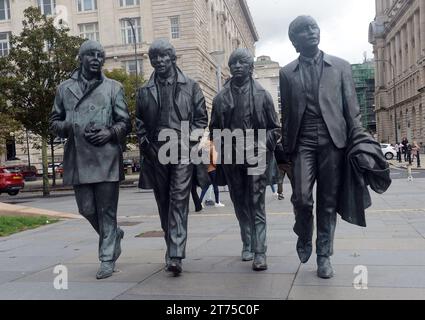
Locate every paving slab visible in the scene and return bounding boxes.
[288,285,425,300]
[0,282,136,300]
[121,272,294,300]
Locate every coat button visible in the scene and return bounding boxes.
[90,105,96,111]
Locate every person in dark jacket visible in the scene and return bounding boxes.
[50,40,132,280]
[280,16,364,279]
[210,48,281,271]
[136,39,208,275]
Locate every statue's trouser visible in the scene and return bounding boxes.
[152,161,193,260]
[223,164,268,255]
[290,118,344,257]
[74,182,120,262]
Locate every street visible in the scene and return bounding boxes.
[1,168,425,300]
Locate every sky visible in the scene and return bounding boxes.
[246,0,376,66]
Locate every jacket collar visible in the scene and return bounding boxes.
[292,51,333,72]
[146,66,187,88]
[68,69,105,106]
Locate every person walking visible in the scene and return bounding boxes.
[199,140,225,208]
[395,142,401,163]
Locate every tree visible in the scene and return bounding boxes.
[104,68,144,145]
[0,7,84,195]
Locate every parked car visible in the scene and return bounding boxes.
[38,163,62,177]
[381,144,397,160]
[55,163,64,178]
[5,165,37,181]
[0,167,25,196]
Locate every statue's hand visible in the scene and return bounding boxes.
[85,127,113,146]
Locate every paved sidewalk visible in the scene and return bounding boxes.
[1,178,425,300]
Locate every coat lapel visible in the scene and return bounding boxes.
[146,73,159,107]
[68,81,84,104]
[292,61,307,121]
[221,86,234,128]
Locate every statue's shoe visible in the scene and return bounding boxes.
[296,238,313,264]
[252,254,268,271]
[317,256,334,279]
[242,250,254,262]
[114,228,125,263]
[166,259,182,276]
[96,261,115,280]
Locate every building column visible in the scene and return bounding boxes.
[420,0,425,56]
[395,32,401,77]
[407,18,413,70]
[414,11,421,62]
[401,25,407,73]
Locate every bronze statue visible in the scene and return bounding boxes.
[280,16,365,279]
[210,48,281,271]
[50,40,132,279]
[136,39,208,276]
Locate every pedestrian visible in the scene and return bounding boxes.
[267,155,282,198]
[395,142,401,163]
[407,143,413,165]
[199,140,225,208]
[402,137,409,162]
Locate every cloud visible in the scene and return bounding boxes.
[246,0,376,66]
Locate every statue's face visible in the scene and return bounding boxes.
[81,49,105,74]
[293,18,321,52]
[150,52,174,77]
[229,57,252,81]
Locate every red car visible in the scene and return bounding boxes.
[6,165,37,181]
[0,167,25,196]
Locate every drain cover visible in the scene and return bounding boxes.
[118,221,143,227]
[136,231,164,238]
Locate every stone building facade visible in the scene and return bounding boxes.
[0,0,258,166]
[369,0,425,145]
[253,55,281,116]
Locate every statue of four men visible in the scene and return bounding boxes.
[50,16,375,280]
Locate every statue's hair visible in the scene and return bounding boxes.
[148,39,177,62]
[79,40,105,57]
[228,48,254,69]
[288,15,319,52]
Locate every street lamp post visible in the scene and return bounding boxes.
[123,18,139,89]
[210,51,225,92]
[375,59,398,143]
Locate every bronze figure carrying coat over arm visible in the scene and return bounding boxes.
[280,16,363,279]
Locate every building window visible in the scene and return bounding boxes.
[0,0,10,21]
[38,0,56,16]
[77,0,97,12]
[120,18,142,44]
[79,22,99,41]
[119,0,140,6]
[123,60,142,75]
[170,16,180,39]
[0,32,10,57]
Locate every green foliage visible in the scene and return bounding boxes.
[0,215,59,237]
[0,7,84,138]
[104,68,144,144]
